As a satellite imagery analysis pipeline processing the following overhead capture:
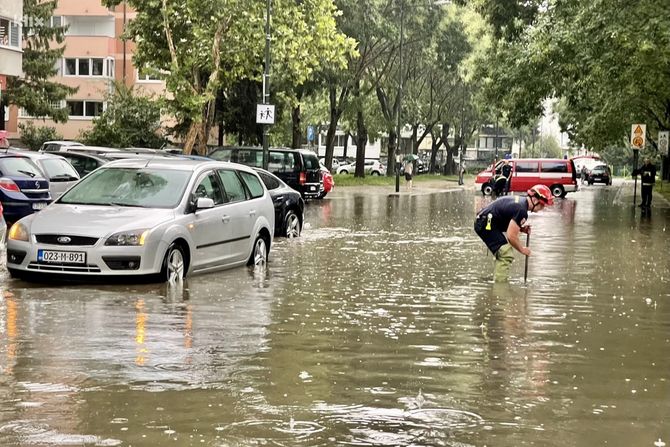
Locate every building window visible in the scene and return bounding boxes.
[0,18,21,49]
[137,68,165,82]
[92,58,104,76]
[67,100,104,118]
[64,58,113,77]
[106,58,115,78]
[51,16,64,28]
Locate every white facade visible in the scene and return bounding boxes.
[316,131,382,160]
[0,0,23,78]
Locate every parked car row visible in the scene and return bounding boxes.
[2,143,325,284]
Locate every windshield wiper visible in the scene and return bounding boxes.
[18,170,37,178]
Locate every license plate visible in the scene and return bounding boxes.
[32,202,47,210]
[38,249,86,264]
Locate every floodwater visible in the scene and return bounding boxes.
[1,179,669,447]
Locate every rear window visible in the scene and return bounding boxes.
[239,171,264,199]
[0,157,44,178]
[268,151,297,173]
[209,148,233,162]
[302,153,320,170]
[515,161,539,173]
[258,171,281,190]
[41,158,80,179]
[541,161,568,173]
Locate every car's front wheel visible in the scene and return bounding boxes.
[161,243,185,283]
[284,211,301,238]
[248,234,269,267]
[482,183,493,196]
[371,171,380,176]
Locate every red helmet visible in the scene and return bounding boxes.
[527,184,554,205]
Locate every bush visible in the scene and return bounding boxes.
[80,83,166,149]
[18,122,62,151]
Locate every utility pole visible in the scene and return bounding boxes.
[395,0,404,193]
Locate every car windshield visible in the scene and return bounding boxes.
[592,166,606,173]
[40,158,80,180]
[0,157,43,178]
[59,167,192,208]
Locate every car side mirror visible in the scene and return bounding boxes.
[196,197,214,210]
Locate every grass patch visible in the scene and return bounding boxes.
[333,173,462,186]
[659,181,670,203]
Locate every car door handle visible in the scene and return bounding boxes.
[221,215,231,223]
[249,210,257,217]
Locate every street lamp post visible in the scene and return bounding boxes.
[262,0,272,170]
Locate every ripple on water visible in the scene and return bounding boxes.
[0,421,121,446]
[218,418,325,442]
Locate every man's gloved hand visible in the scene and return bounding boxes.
[520,225,531,235]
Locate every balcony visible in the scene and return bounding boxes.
[55,0,114,17]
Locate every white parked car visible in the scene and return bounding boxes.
[6,159,275,283]
[336,159,386,176]
[39,140,84,152]
[8,149,80,200]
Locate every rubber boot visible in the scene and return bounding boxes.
[493,244,514,283]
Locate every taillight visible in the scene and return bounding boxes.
[299,172,306,185]
[0,178,20,193]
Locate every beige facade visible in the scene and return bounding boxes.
[9,1,165,141]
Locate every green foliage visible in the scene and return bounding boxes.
[477,0,670,150]
[103,0,354,153]
[18,122,62,151]
[522,135,562,158]
[6,0,76,122]
[80,84,165,149]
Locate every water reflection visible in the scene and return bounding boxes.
[0,184,669,446]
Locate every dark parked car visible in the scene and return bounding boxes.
[0,154,51,224]
[208,146,322,199]
[254,168,304,238]
[57,151,111,177]
[587,164,612,185]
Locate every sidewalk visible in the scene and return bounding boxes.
[612,179,670,209]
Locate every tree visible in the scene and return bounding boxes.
[18,122,62,151]
[80,83,165,149]
[105,0,353,155]
[5,0,76,121]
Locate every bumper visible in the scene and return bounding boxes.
[6,238,168,281]
[3,201,50,224]
[300,182,322,198]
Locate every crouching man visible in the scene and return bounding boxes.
[474,185,554,282]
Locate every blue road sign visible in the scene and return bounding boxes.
[307,126,315,142]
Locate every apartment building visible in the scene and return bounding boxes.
[0,0,23,133]
[6,0,165,141]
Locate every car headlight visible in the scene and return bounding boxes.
[105,229,149,246]
[8,222,30,242]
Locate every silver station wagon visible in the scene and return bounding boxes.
[6,159,274,282]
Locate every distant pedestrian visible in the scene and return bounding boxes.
[404,159,413,190]
[458,162,466,185]
[474,184,554,282]
[0,130,9,149]
[501,160,512,194]
[632,158,657,210]
[580,166,588,185]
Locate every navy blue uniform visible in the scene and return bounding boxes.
[633,162,656,207]
[474,196,528,254]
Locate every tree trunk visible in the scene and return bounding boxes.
[429,128,439,173]
[324,86,347,171]
[291,105,302,149]
[411,124,418,156]
[354,82,368,178]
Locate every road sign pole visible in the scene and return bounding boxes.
[633,149,639,206]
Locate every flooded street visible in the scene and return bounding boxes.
[1,180,669,446]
